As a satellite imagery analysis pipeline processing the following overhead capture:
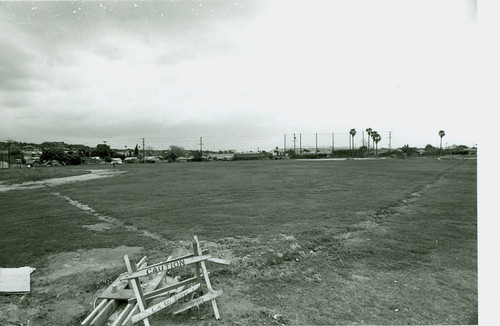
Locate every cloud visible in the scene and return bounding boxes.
[0,0,482,149]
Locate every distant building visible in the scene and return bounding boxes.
[209,153,234,161]
[0,161,8,169]
[144,156,161,163]
[124,157,139,164]
[233,152,268,160]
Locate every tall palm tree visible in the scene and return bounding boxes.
[371,130,377,155]
[366,128,372,154]
[350,128,357,157]
[372,132,381,156]
[438,130,445,151]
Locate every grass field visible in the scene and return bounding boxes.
[0,158,477,325]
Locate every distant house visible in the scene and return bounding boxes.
[25,157,40,165]
[466,148,477,156]
[124,157,139,163]
[111,158,123,164]
[116,150,130,157]
[0,161,8,169]
[209,153,234,161]
[145,156,161,163]
[233,152,268,160]
[88,157,103,164]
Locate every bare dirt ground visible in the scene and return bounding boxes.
[0,170,126,193]
[0,246,143,325]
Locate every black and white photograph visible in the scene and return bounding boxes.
[0,0,498,325]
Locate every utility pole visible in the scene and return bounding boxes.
[293,134,297,154]
[199,137,203,153]
[299,133,302,156]
[7,140,11,169]
[142,138,145,163]
[284,134,286,154]
[389,131,392,152]
[315,133,318,155]
[348,131,351,153]
[332,133,335,155]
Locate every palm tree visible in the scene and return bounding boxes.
[372,132,381,156]
[371,130,377,155]
[349,128,357,157]
[366,128,372,154]
[438,130,445,152]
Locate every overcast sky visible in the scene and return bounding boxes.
[0,0,487,151]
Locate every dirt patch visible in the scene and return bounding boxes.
[0,246,143,326]
[39,246,143,281]
[52,192,171,246]
[82,223,112,232]
[0,169,127,193]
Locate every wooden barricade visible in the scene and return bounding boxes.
[81,256,155,326]
[123,235,229,325]
[81,235,230,326]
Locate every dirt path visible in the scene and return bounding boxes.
[52,192,171,246]
[0,169,127,193]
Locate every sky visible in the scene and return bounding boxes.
[0,0,492,151]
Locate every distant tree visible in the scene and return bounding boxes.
[134,144,139,156]
[365,128,372,154]
[9,147,25,165]
[192,150,203,162]
[424,144,438,155]
[77,148,90,158]
[166,145,186,162]
[40,147,67,164]
[92,144,113,160]
[286,150,297,158]
[68,154,82,165]
[372,132,381,156]
[349,128,357,157]
[115,153,126,161]
[145,146,155,156]
[402,144,417,157]
[438,130,446,151]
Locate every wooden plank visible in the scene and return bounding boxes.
[98,275,131,300]
[137,256,148,269]
[97,289,135,300]
[192,240,202,286]
[120,255,212,280]
[111,303,136,326]
[110,303,135,326]
[207,257,231,265]
[194,235,221,319]
[81,299,108,326]
[131,283,201,323]
[124,255,150,326]
[171,289,223,315]
[121,303,139,326]
[89,299,119,326]
[140,250,209,270]
[128,272,210,303]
